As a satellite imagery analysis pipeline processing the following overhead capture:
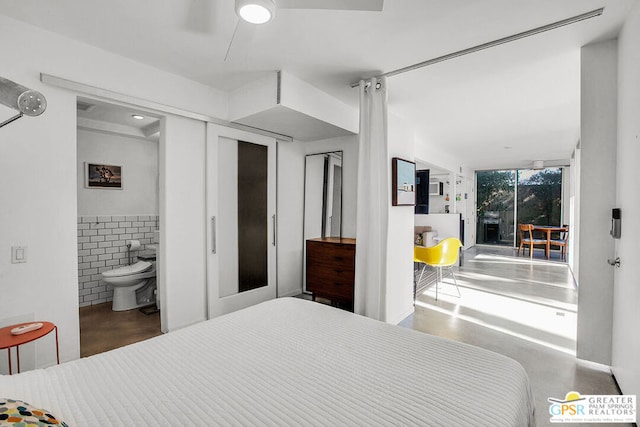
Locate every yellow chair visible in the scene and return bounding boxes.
[414,237,463,301]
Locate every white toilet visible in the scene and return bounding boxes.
[102,260,157,311]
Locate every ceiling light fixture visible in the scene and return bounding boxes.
[131,114,145,120]
[235,0,276,24]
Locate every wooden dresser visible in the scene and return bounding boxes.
[306,237,356,311]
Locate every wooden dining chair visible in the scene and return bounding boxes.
[549,225,569,261]
[518,224,547,259]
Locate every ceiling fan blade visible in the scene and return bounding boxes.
[277,0,383,11]
[183,0,216,33]
[224,20,256,62]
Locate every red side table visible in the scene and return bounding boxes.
[0,321,59,374]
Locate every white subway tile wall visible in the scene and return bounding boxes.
[77,215,159,306]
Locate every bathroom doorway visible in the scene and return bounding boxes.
[76,97,162,356]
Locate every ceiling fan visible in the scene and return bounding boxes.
[224,0,384,60]
[235,0,384,24]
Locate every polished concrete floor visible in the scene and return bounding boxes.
[401,246,628,427]
[79,302,161,357]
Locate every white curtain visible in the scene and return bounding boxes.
[354,77,389,321]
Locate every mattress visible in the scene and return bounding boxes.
[1,298,534,426]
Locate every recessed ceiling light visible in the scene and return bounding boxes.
[235,0,275,24]
[131,114,145,120]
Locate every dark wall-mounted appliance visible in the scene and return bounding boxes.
[415,169,429,214]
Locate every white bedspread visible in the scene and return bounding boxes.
[1,298,534,426]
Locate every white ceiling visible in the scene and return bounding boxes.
[1,0,636,170]
[76,97,161,141]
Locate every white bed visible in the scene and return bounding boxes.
[1,298,534,426]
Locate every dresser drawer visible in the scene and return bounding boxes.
[307,264,354,300]
[305,238,356,309]
[306,241,355,268]
[307,281,353,301]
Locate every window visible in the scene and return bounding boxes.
[476,168,563,246]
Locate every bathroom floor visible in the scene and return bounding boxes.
[79,302,162,358]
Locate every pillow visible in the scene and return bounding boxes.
[0,398,68,426]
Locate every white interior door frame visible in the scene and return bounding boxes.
[206,123,277,318]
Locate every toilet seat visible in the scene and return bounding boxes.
[102,261,152,278]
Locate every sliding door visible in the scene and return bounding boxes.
[476,167,564,247]
[516,168,563,232]
[476,170,516,246]
[206,124,276,318]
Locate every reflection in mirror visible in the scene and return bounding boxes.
[303,151,343,292]
[304,151,343,241]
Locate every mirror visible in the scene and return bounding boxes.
[218,139,271,298]
[304,151,343,240]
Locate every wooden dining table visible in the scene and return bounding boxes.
[533,225,567,260]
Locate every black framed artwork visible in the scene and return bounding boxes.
[391,157,416,206]
[85,163,123,189]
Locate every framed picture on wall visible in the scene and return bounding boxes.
[392,157,416,206]
[85,162,123,189]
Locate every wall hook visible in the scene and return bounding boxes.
[607,257,621,268]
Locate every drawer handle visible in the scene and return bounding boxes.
[335,269,344,273]
[334,282,343,287]
[211,216,216,254]
[334,257,344,261]
[272,214,276,247]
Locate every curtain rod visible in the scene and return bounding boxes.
[350,7,604,87]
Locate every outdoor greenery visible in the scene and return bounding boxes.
[517,169,562,226]
[476,168,563,245]
[476,170,515,219]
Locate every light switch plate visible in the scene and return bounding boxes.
[11,246,27,263]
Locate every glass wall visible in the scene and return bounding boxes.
[476,170,516,246]
[517,168,562,227]
[476,168,563,246]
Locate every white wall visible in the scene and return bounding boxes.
[0,74,78,373]
[0,14,227,368]
[304,136,359,238]
[277,141,306,298]
[215,137,240,300]
[414,213,462,259]
[461,175,476,248]
[576,39,618,365]
[611,2,640,396]
[414,134,463,177]
[277,135,358,300]
[568,145,580,276]
[77,130,158,216]
[386,112,416,325]
[279,71,359,135]
[428,174,450,214]
[159,116,207,331]
[3,19,228,121]
[295,115,443,324]
[413,125,474,248]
